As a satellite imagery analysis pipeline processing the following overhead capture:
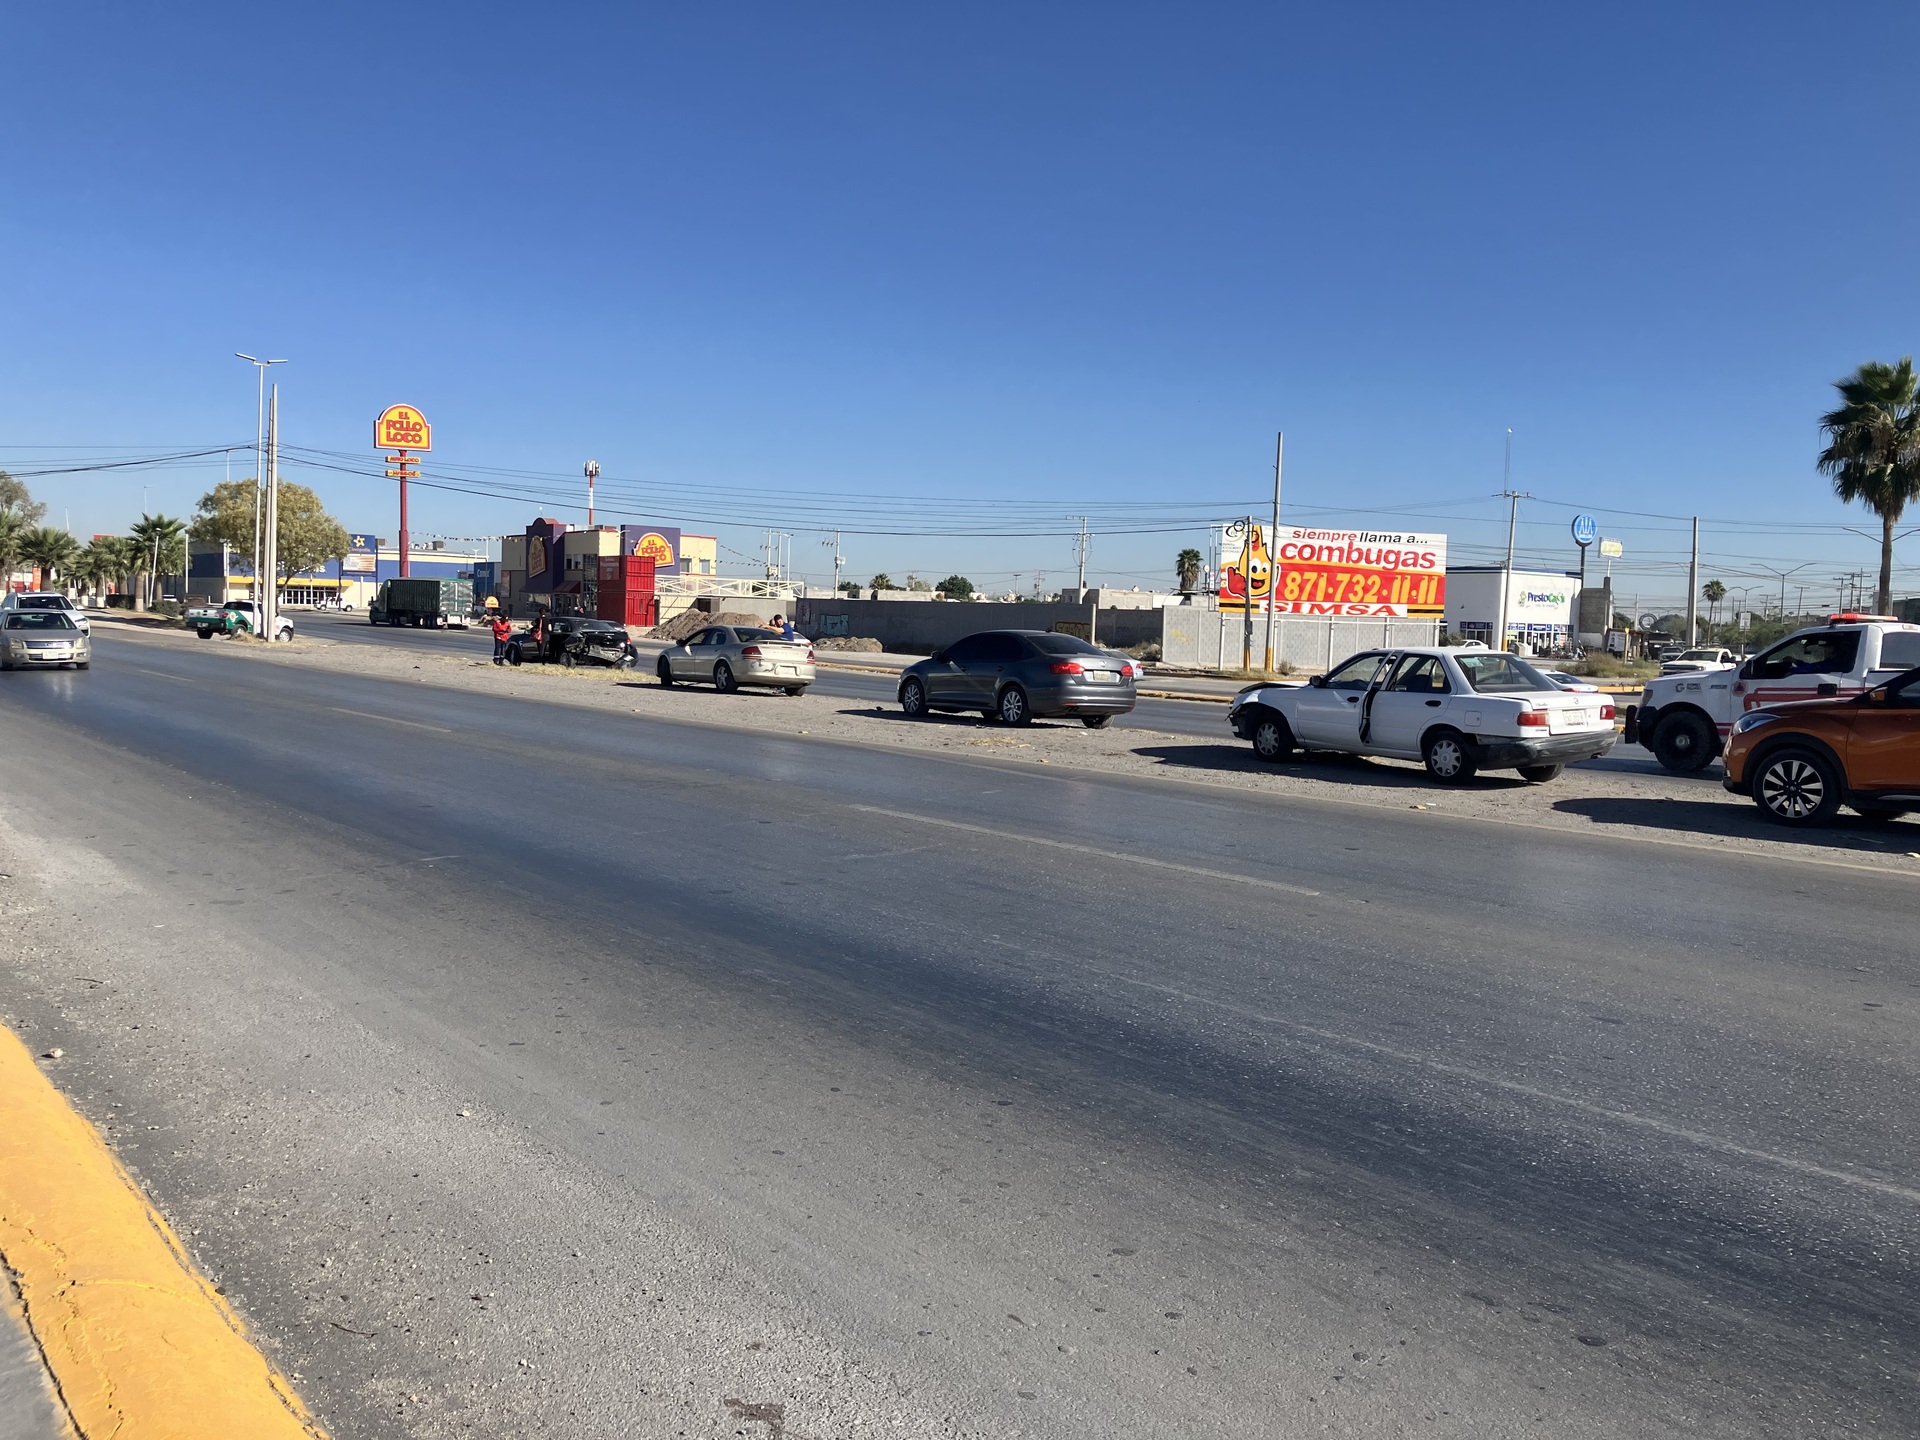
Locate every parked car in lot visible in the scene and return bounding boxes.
[0,591,89,634]
[1229,646,1616,783]
[1538,669,1601,693]
[1721,664,1920,826]
[896,630,1136,727]
[506,616,639,669]
[0,611,90,669]
[656,624,815,694]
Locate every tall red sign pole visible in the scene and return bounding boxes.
[375,406,432,582]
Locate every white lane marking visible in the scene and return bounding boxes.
[847,804,1320,897]
[133,667,193,681]
[1091,966,1920,1206]
[329,707,453,733]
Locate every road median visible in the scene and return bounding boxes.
[0,1023,323,1439]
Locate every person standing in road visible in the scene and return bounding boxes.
[490,611,512,664]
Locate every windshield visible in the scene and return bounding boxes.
[5,613,76,630]
[1454,653,1558,694]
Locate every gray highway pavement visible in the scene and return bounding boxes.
[0,628,1914,1437]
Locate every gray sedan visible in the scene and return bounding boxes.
[897,630,1136,727]
[656,625,816,695]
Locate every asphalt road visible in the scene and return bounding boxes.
[291,608,1237,739]
[0,628,1914,1438]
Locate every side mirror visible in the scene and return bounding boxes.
[1870,687,1890,703]
[930,648,947,663]
[1309,674,1328,688]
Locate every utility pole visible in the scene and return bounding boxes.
[1263,431,1283,674]
[1684,516,1699,645]
[824,531,844,594]
[235,354,286,606]
[262,384,281,641]
[584,460,599,528]
[1071,517,1090,595]
[1241,514,1255,671]
[1493,484,1531,654]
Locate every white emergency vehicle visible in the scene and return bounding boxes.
[1627,615,1920,773]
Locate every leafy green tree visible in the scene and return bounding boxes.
[19,527,80,586]
[905,575,931,592]
[0,472,46,525]
[73,540,125,600]
[838,580,862,596]
[868,572,892,591]
[1817,357,1920,615]
[935,574,974,599]
[1175,547,1203,592]
[192,479,350,595]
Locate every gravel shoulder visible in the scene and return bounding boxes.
[103,620,1920,878]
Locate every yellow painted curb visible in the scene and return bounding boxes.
[0,1024,324,1439]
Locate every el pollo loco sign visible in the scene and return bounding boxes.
[1270,526,1446,617]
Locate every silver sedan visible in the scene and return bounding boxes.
[0,611,91,669]
[656,625,816,695]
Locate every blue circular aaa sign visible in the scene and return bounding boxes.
[1570,513,1598,547]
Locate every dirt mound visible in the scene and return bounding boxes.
[813,635,884,652]
[648,610,774,643]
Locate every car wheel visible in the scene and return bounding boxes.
[561,650,577,669]
[196,628,212,639]
[900,677,929,717]
[1081,714,1112,729]
[784,685,807,697]
[1650,711,1719,773]
[1423,728,1477,784]
[656,657,675,686]
[1517,763,1564,783]
[507,646,523,667]
[1751,746,1842,826]
[998,684,1032,726]
[713,660,738,693]
[1251,714,1293,761]
[77,661,90,670]
[616,649,637,670]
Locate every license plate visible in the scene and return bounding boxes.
[1561,709,1586,725]
[1084,671,1114,683]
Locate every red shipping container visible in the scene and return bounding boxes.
[596,554,657,629]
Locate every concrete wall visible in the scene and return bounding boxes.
[792,597,1170,652]
[1161,610,1443,671]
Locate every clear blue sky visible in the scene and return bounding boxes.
[4,2,1917,610]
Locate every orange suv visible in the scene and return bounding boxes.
[1723,665,1920,826]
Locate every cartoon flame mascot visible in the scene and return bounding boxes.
[1221,525,1273,609]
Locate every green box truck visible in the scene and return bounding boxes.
[369,577,473,628]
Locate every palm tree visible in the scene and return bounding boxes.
[1817,357,1920,615]
[18,527,80,589]
[0,509,26,584]
[128,513,188,610]
[74,540,126,605]
[1701,579,1726,634]
[1175,548,1203,593]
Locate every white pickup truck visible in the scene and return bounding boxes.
[1627,615,1920,773]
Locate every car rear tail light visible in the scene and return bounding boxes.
[806,647,815,662]
[741,645,763,657]
[1050,661,1084,674]
[1518,709,1549,728]
[1600,703,1616,720]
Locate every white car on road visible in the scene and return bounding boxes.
[1229,646,1618,784]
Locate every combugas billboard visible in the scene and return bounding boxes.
[1220,525,1447,617]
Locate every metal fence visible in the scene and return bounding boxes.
[1160,610,1443,672]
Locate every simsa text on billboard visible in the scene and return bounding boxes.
[1270,527,1446,617]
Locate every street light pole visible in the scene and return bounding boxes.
[1494,480,1531,654]
[1263,431,1283,674]
[235,354,287,606]
[584,460,600,528]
